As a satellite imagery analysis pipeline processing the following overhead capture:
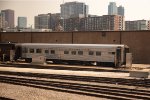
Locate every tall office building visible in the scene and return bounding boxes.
[0,12,6,28]
[34,13,61,31]
[35,14,50,29]
[18,17,27,28]
[49,13,62,31]
[60,1,88,19]
[118,5,124,16]
[1,9,14,28]
[108,2,118,15]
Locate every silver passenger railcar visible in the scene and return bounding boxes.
[17,43,130,67]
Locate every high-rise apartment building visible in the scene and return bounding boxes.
[118,6,124,16]
[137,20,149,30]
[125,20,150,30]
[80,16,103,31]
[108,2,118,15]
[60,1,88,19]
[102,15,125,31]
[18,17,27,28]
[61,17,81,31]
[61,15,124,31]
[1,9,14,28]
[125,21,137,31]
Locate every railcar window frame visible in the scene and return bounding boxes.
[64,50,69,54]
[36,48,42,53]
[71,51,76,55]
[50,50,55,54]
[96,51,101,56]
[78,51,83,55]
[45,50,49,54]
[89,51,94,55]
[29,48,34,53]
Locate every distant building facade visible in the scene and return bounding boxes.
[108,2,118,15]
[108,2,125,16]
[5,28,52,32]
[18,17,27,28]
[61,15,124,31]
[60,1,88,19]
[102,15,125,31]
[125,21,137,31]
[61,17,81,31]
[118,6,124,16]
[125,20,150,30]
[0,12,6,28]
[34,13,61,31]
[49,13,62,31]
[35,14,50,29]
[1,9,14,28]
[80,16,103,31]
[147,21,150,30]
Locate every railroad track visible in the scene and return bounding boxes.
[0,71,150,100]
[0,71,149,87]
[0,63,129,73]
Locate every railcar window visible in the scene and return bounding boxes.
[45,50,49,53]
[64,51,69,54]
[89,51,94,55]
[96,51,101,56]
[51,50,55,54]
[71,51,76,55]
[78,51,83,55]
[112,52,115,55]
[36,49,42,53]
[29,48,34,53]
[108,52,115,55]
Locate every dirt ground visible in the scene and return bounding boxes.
[0,82,104,100]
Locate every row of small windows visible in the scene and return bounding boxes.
[23,48,54,54]
[23,48,114,56]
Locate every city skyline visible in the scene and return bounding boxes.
[0,0,150,27]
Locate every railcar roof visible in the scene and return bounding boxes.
[18,43,128,48]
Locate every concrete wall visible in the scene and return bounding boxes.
[0,32,31,43]
[0,31,150,64]
[31,32,72,43]
[73,31,121,44]
[121,31,150,64]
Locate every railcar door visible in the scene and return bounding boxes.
[123,47,129,64]
[116,47,121,67]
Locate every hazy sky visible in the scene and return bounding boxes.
[0,0,150,27]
